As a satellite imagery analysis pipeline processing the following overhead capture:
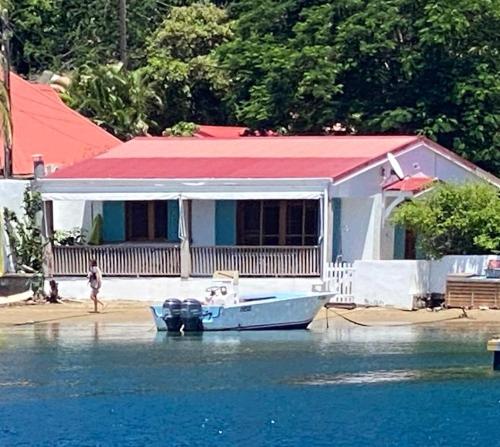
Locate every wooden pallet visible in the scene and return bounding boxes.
[446,277,500,309]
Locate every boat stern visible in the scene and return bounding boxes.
[150,305,167,331]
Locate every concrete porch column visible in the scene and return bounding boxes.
[179,199,191,279]
[321,189,330,281]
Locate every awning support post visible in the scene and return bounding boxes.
[178,197,191,279]
[320,189,330,281]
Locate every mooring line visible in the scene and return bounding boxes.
[325,307,469,328]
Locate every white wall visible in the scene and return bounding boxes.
[396,145,479,184]
[352,260,429,310]
[335,144,497,262]
[191,200,215,246]
[340,195,382,262]
[48,276,318,301]
[0,179,29,215]
[53,200,100,235]
[0,180,30,273]
[429,255,500,293]
[351,255,500,310]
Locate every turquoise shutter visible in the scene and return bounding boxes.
[215,200,236,245]
[167,200,180,242]
[393,224,405,259]
[102,201,125,242]
[332,198,342,260]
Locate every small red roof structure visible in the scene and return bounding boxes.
[1,73,120,176]
[195,125,248,139]
[384,173,436,192]
[49,135,424,180]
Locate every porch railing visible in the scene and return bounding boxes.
[52,244,181,276]
[191,246,320,277]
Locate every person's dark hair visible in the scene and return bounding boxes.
[90,259,97,267]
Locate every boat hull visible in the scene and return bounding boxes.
[150,292,332,332]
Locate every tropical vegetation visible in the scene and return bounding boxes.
[7,0,500,174]
[3,188,45,291]
[391,182,500,258]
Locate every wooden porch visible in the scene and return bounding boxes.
[191,246,319,277]
[52,244,181,276]
[51,245,321,277]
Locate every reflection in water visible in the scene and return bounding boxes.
[93,321,99,343]
[287,366,493,386]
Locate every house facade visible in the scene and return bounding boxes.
[37,135,499,285]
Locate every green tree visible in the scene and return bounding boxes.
[219,1,342,132]
[64,63,161,139]
[145,2,234,131]
[332,0,500,174]
[10,0,173,74]
[391,182,500,258]
[220,0,500,173]
[162,121,199,136]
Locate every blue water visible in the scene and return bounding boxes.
[1,320,500,446]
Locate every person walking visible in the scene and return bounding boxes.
[87,259,104,313]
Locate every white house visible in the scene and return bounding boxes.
[35,134,498,302]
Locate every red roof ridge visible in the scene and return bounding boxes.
[133,134,419,140]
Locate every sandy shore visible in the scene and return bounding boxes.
[2,300,500,328]
[0,300,154,327]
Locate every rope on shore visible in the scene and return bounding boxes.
[325,306,470,328]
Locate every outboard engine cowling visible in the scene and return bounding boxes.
[162,298,182,332]
[181,299,204,332]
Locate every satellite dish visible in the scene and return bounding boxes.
[387,153,405,180]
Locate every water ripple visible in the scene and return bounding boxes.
[287,366,494,386]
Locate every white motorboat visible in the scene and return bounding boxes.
[150,283,333,332]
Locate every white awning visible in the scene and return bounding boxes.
[39,178,330,201]
[42,190,324,201]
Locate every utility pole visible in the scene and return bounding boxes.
[118,0,127,69]
[0,3,12,178]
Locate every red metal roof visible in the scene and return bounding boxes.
[0,73,120,176]
[49,135,422,180]
[384,174,435,192]
[195,125,248,138]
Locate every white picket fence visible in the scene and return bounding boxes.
[321,261,355,303]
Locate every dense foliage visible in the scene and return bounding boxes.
[7,0,500,174]
[10,0,172,72]
[391,183,500,258]
[220,0,500,173]
[145,2,233,132]
[3,188,44,276]
[64,63,161,139]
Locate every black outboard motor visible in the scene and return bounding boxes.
[162,298,182,332]
[181,299,204,332]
